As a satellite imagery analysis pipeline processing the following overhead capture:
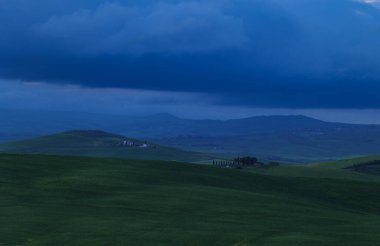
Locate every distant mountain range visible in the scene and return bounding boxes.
[0,108,362,139]
[2,109,380,163]
[0,130,214,162]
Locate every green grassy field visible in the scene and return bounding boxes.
[1,154,380,245]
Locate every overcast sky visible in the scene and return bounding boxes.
[1,0,380,123]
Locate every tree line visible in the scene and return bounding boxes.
[212,156,279,169]
[213,156,258,168]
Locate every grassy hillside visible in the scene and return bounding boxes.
[312,156,380,169]
[249,156,380,182]
[156,129,380,163]
[1,154,380,245]
[0,130,213,162]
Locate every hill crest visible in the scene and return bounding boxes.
[0,130,213,162]
[62,130,124,138]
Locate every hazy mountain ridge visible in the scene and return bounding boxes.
[0,108,372,141]
[2,109,380,162]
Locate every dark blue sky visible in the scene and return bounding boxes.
[1,0,380,121]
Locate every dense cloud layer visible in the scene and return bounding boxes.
[1,0,380,108]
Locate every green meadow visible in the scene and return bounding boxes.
[1,154,380,246]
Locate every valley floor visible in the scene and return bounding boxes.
[1,154,380,246]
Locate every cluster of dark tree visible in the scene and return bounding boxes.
[233,157,258,166]
[213,157,279,169]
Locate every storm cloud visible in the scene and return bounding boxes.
[1,0,380,108]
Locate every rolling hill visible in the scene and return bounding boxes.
[249,156,380,181]
[154,128,380,163]
[0,130,213,162]
[3,109,380,162]
[1,154,380,245]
